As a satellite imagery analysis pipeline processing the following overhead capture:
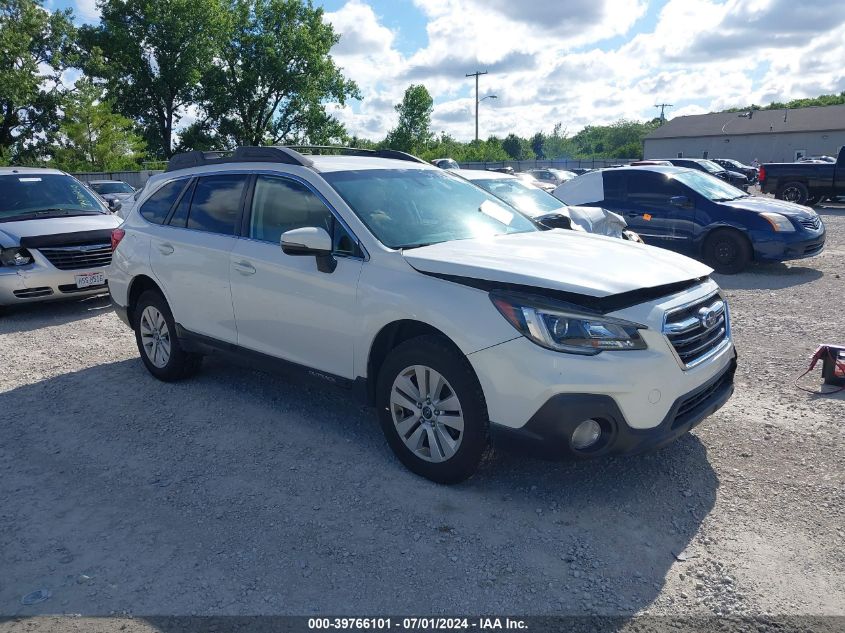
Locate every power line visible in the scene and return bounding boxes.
[466,70,488,141]
[654,103,674,123]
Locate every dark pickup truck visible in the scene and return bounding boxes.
[760,146,845,206]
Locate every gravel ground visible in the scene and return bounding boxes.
[1,204,843,627]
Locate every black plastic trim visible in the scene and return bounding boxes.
[419,272,709,314]
[20,229,116,249]
[166,146,314,172]
[174,325,368,402]
[491,351,737,459]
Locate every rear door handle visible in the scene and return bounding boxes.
[233,261,256,275]
[157,243,174,255]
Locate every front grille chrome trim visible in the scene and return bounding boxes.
[663,290,731,370]
[37,243,113,271]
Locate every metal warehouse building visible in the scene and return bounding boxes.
[643,104,845,164]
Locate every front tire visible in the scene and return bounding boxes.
[703,229,752,274]
[134,290,202,381]
[376,335,490,484]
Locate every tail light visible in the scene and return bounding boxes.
[111,228,126,251]
[758,166,766,183]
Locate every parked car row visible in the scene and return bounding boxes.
[3,145,828,485]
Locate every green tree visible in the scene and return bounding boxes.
[384,84,434,154]
[0,0,76,163]
[81,0,227,158]
[530,132,545,159]
[52,78,145,171]
[501,133,534,160]
[194,0,358,149]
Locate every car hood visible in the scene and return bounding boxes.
[0,213,120,245]
[101,192,134,201]
[402,230,711,298]
[722,196,816,218]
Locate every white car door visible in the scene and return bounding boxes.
[147,174,249,344]
[229,174,364,379]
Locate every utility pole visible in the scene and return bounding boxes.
[654,103,674,123]
[466,70,488,141]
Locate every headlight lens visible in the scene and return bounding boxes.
[760,212,796,232]
[0,247,32,266]
[490,292,647,355]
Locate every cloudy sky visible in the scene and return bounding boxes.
[54,0,845,142]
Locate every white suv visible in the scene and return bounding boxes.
[109,146,736,483]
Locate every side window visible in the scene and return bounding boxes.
[187,175,248,235]
[139,180,187,224]
[602,171,626,202]
[167,179,196,228]
[626,172,681,206]
[250,176,359,256]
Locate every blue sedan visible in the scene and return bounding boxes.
[553,166,825,273]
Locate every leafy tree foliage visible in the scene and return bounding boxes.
[725,92,845,113]
[0,0,76,163]
[81,0,227,158]
[384,84,434,154]
[52,78,145,171]
[197,0,358,148]
[502,133,535,160]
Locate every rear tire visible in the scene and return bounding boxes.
[779,181,809,205]
[376,335,490,484]
[703,229,752,274]
[133,290,202,381]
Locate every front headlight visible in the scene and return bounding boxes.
[0,247,32,267]
[760,212,796,232]
[490,291,647,355]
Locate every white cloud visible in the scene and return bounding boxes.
[324,0,845,142]
[74,0,99,22]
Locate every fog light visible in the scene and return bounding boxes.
[571,419,602,450]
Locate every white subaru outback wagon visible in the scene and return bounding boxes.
[109,146,736,483]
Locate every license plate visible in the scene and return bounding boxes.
[75,272,105,289]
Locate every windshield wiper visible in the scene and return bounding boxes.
[395,241,439,250]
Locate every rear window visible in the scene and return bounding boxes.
[91,182,134,194]
[139,179,187,225]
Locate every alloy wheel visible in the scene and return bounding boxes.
[390,365,464,463]
[139,306,171,368]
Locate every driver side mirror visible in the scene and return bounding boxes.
[536,213,573,231]
[281,227,336,273]
[670,195,692,208]
[108,198,122,213]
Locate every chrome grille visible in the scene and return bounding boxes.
[663,292,730,369]
[799,216,821,230]
[38,243,112,270]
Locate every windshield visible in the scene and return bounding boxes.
[91,181,134,194]
[673,170,748,201]
[550,169,576,180]
[698,160,725,174]
[0,174,106,221]
[323,169,538,248]
[471,177,565,217]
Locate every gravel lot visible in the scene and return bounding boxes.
[1,204,843,627]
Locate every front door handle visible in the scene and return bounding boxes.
[157,243,174,255]
[233,261,256,275]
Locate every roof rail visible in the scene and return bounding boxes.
[165,146,313,172]
[285,145,429,165]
